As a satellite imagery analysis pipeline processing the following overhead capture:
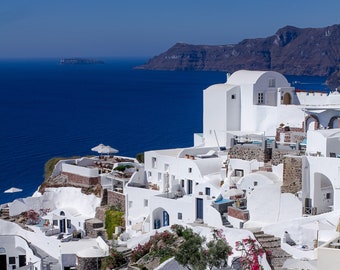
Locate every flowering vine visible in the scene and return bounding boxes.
[235,237,271,270]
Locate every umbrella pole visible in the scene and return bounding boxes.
[314,229,319,248]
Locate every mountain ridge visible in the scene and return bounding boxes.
[137,24,340,90]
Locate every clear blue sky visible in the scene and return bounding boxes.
[1,0,339,58]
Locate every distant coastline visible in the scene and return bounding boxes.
[60,58,104,65]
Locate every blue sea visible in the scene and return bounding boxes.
[0,58,328,204]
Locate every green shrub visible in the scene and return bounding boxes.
[136,152,144,163]
[105,209,124,240]
[114,164,133,172]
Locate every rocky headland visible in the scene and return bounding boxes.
[137,24,340,90]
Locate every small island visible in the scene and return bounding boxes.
[60,58,104,65]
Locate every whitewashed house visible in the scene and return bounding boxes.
[201,70,305,148]
[125,147,234,232]
[0,235,41,270]
[302,129,340,215]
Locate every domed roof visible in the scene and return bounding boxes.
[227,70,285,85]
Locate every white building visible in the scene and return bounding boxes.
[125,70,340,240]
[302,129,340,215]
[202,70,304,148]
[0,235,41,270]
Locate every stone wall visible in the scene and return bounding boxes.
[62,172,100,186]
[281,156,303,194]
[85,218,107,239]
[271,149,300,166]
[228,145,266,162]
[95,206,106,221]
[107,191,125,211]
[77,257,101,270]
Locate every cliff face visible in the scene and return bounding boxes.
[137,24,340,89]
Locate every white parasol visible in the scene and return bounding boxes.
[98,145,118,155]
[4,187,23,193]
[91,143,106,153]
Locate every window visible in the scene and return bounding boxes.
[158,172,162,181]
[205,187,211,195]
[269,78,276,87]
[67,219,71,228]
[258,92,264,104]
[128,201,133,208]
[53,220,58,226]
[152,157,157,168]
[254,181,258,186]
[181,179,185,188]
[326,193,331,199]
[187,180,193,194]
[234,169,244,177]
[164,163,169,171]
[178,213,182,220]
[18,255,26,267]
[9,257,16,264]
[188,167,192,173]
[144,199,148,207]
[231,94,236,99]
[148,171,152,177]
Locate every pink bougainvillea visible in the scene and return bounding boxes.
[235,237,271,270]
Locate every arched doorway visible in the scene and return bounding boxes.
[313,173,333,214]
[328,116,340,129]
[283,92,292,104]
[305,115,319,131]
[152,207,170,229]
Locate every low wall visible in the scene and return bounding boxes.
[62,172,100,186]
[228,206,249,221]
[229,145,265,162]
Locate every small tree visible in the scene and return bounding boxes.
[175,231,205,270]
[136,152,144,163]
[205,229,233,270]
[173,226,232,270]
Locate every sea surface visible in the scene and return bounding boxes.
[0,58,328,204]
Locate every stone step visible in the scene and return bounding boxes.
[260,241,281,249]
[257,236,281,242]
[221,215,233,228]
[269,247,292,258]
[255,233,279,239]
[252,230,265,235]
[251,230,292,269]
[271,256,292,268]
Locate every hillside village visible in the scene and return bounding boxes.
[2,70,340,269]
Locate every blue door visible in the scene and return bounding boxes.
[163,211,169,226]
[187,180,193,194]
[60,219,66,233]
[196,198,203,220]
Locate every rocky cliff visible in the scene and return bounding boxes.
[137,24,340,89]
